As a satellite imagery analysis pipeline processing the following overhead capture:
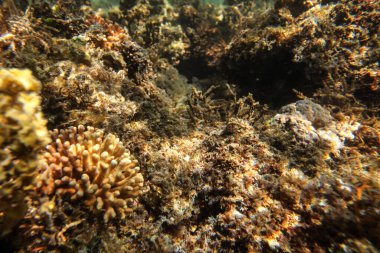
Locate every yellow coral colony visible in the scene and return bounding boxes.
[0,68,50,236]
[37,125,144,223]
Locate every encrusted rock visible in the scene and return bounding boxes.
[272,100,360,152]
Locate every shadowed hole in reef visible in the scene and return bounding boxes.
[161,221,185,236]
[220,239,249,252]
[194,190,227,223]
[0,237,14,253]
[177,57,216,82]
[354,86,380,112]
[222,48,321,108]
[176,47,321,108]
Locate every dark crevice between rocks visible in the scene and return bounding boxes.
[176,57,216,82]
[0,236,16,253]
[290,206,380,250]
[222,49,321,108]
[176,46,322,109]
[194,189,229,224]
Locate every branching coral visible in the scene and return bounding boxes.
[37,125,145,222]
[0,68,50,236]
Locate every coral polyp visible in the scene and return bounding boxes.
[37,125,144,222]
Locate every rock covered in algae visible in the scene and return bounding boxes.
[37,125,145,223]
[269,99,360,154]
[0,68,50,236]
[220,0,380,108]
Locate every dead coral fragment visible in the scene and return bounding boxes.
[38,125,144,222]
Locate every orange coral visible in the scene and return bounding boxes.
[37,125,144,222]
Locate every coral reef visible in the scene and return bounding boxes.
[117,113,379,252]
[16,125,145,251]
[120,0,191,65]
[0,68,50,237]
[220,0,380,108]
[120,0,238,73]
[0,0,379,252]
